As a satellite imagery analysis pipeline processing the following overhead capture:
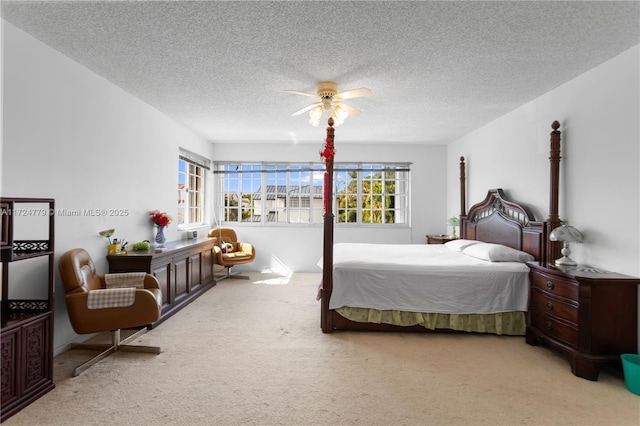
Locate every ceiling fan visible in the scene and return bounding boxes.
[286,81,372,127]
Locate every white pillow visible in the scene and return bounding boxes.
[444,239,482,252]
[461,243,534,263]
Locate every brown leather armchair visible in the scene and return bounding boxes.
[58,248,162,376]
[208,228,255,280]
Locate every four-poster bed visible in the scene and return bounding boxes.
[319,120,563,334]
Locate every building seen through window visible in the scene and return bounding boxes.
[215,162,410,226]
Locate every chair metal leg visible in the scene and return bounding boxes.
[71,346,116,377]
[215,266,251,281]
[116,328,162,354]
[69,328,160,376]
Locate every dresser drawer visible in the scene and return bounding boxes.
[530,271,578,301]
[530,288,578,324]
[526,261,639,380]
[530,311,579,348]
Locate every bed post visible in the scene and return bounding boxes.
[459,156,467,239]
[546,121,562,265]
[459,156,466,217]
[320,118,335,333]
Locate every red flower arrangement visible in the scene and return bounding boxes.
[149,210,172,227]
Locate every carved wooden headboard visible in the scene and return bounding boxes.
[460,188,545,260]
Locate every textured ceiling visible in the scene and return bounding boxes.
[2,1,639,144]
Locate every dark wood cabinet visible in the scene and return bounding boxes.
[526,261,639,380]
[426,235,457,244]
[107,238,217,328]
[1,198,55,422]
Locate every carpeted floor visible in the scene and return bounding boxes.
[4,272,639,425]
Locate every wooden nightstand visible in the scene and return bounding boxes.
[526,261,638,381]
[426,235,457,244]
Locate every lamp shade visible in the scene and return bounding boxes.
[331,105,348,127]
[549,224,583,243]
[550,224,583,266]
[308,105,323,127]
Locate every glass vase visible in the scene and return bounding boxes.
[155,225,166,248]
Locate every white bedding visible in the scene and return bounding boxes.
[329,243,530,314]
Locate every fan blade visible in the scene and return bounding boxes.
[335,87,372,100]
[335,102,361,117]
[291,102,322,116]
[285,90,319,98]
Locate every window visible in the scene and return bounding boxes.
[334,164,410,225]
[178,150,210,227]
[215,162,410,226]
[215,163,324,224]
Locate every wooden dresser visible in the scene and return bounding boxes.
[107,238,217,328]
[526,261,638,380]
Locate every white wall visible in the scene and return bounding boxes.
[447,45,639,276]
[211,142,448,273]
[2,22,215,353]
[447,45,640,346]
[2,22,449,354]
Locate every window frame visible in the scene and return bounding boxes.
[178,149,210,229]
[334,163,410,226]
[214,161,410,227]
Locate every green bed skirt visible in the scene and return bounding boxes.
[335,307,526,335]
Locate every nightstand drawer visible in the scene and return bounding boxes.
[530,288,578,324]
[530,312,578,348]
[530,271,578,301]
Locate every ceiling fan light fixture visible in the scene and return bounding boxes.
[309,105,323,119]
[287,81,371,127]
[308,105,323,126]
[334,105,348,119]
[332,105,348,127]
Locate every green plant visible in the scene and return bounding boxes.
[133,241,151,251]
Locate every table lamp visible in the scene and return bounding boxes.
[549,224,583,266]
[447,216,460,238]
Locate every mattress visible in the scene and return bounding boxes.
[329,243,530,315]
